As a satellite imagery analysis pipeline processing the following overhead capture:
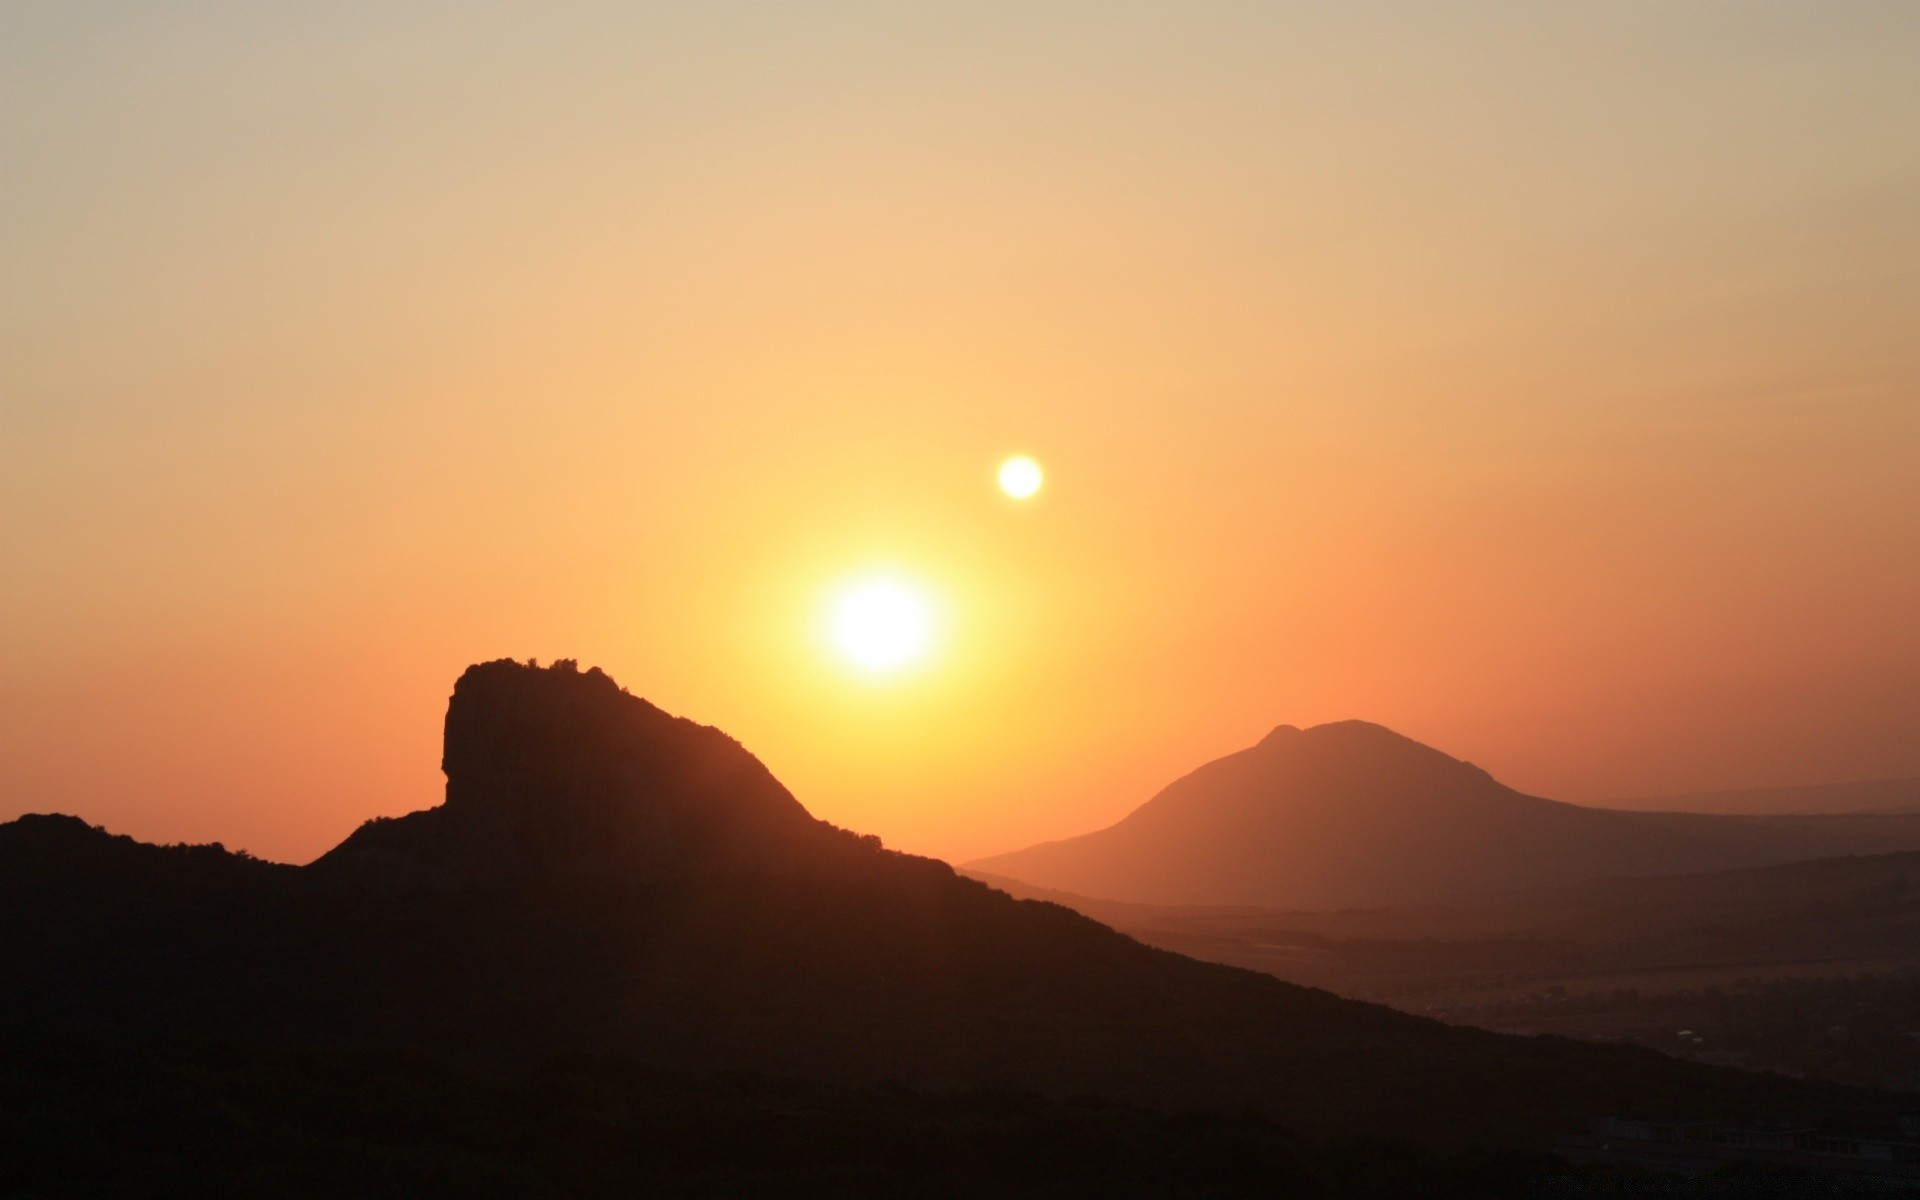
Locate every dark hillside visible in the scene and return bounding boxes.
[2,661,1908,1156]
[1,1032,1578,1199]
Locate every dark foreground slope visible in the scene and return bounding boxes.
[1,662,1907,1157]
[965,721,1920,908]
[3,1036,1570,1200]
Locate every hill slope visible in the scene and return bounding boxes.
[965,721,1920,908]
[1,662,1906,1152]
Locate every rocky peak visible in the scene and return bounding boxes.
[316,659,834,880]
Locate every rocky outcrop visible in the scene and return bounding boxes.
[314,659,844,882]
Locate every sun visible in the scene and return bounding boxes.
[998,455,1043,499]
[830,577,933,673]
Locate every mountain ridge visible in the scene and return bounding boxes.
[1,660,1907,1151]
[967,720,1920,908]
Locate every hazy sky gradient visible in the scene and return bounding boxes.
[5,2,1917,863]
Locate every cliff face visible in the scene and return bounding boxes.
[315,659,837,880]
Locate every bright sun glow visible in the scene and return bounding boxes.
[831,578,933,673]
[998,455,1043,499]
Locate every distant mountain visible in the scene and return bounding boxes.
[965,721,1920,909]
[1603,777,1920,816]
[0,665,1905,1152]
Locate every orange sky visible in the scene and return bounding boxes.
[4,3,1917,865]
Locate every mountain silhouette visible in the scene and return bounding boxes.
[965,720,1920,908]
[0,663,1905,1152]
[313,659,844,882]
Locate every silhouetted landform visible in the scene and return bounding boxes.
[1,1032,1571,1200]
[1604,778,1920,817]
[2,661,1911,1163]
[965,721,1920,909]
[1558,1116,1920,1183]
[314,660,846,883]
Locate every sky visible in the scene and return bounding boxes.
[4,2,1917,865]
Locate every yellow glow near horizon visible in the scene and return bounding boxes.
[998,456,1044,500]
[829,577,934,674]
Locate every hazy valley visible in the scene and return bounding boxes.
[963,725,1920,1102]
